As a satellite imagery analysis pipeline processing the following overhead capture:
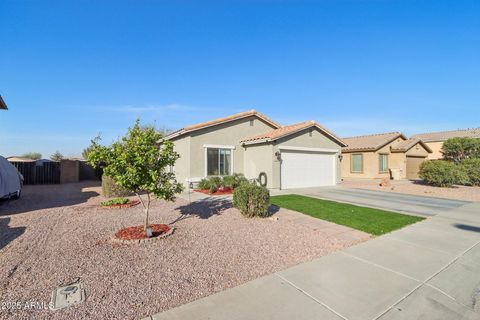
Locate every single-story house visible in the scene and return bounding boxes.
[412,128,480,160]
[0,95,7,110]
[164,110,346,189]
[341,132,432,180]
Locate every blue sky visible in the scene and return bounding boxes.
[1,0,479,158]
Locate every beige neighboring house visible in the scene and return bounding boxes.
[412,128,480,160]
[164,110,346,189]
[341,132,432,180]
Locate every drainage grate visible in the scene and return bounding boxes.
[50,282,85,310]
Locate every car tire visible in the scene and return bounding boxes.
[11,190,21,200]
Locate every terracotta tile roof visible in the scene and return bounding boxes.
[342,132,405,152]
[0,95,7,110]
[165,110,281,140]
[391,138,432,153]
[241,120,347,146]
[411,128,480,142]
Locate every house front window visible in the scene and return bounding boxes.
[207,148,231,176]
[379,154,389,173]
[351,154,363,173]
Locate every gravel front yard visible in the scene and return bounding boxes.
[341,179,480,202]
[0,182,369,320]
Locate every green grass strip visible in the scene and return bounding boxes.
[270,194,424,235]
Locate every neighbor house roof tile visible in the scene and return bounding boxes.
[411,128,480,142]
[342,132,405,152]
[391,138,432,153]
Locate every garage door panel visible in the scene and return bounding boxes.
[281,151,336,189]
[406,156,426,180]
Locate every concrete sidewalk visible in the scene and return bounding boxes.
[146,202,480,320]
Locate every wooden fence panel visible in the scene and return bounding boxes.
[10,161,60,185]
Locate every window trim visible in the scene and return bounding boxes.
[378,153,389,173]
[350,153,364,173]
[204,145,235,177]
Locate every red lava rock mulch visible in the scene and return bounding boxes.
[115,224,171,240]
[194,188,233,196]
[101,200,141,209]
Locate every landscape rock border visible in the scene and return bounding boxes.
[112,226,175,244]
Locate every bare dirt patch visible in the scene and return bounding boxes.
[0,182,368,320]
[341,179,480,202]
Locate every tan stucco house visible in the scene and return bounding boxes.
[341,132,432,180]
[412,128,480,160]
[165,110,346,189]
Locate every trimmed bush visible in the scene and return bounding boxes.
[233,183,270,217]
[460,158,480,186]
[419,160,468,187]
[102,175,131,198]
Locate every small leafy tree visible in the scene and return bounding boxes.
[50,151,64,162]
[82,145,95,160]
[86,120,183,231]
[442,137,480,163]
[22,152,42,160]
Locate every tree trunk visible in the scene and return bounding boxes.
[135,192,151,232]
[144,193,151,231]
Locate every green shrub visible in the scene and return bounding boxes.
[198,173,249,190]
[102,175,132,198]
[419,160,468,187]
[460,158,480,186]
[197,178,211,190]
[209,184,217,194]
[101,198,129,206]
[222,175,235,188]
[209,176,222,188]
[442,137,480,163]
[232,173,249,188]
[233,183,270,217]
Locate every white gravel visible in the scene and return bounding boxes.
[0,182,368,320]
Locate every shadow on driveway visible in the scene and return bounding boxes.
[454,223,480,233]
[0,217,26,250]
[0,181,100,216]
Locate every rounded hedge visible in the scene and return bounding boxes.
[418,160,468,187]
[459,158,480,186]
[233,183,270,218]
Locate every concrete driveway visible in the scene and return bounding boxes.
[271,186,470,217]
[146,193,480,320]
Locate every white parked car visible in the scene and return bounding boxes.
[0,155,23,199]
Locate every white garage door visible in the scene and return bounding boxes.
[281,151,336,189]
